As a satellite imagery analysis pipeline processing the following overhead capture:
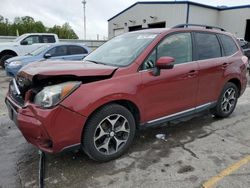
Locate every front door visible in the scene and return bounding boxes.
[139,32,199,123]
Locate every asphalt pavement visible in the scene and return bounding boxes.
[0,68,249,188]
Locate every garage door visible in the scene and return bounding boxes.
[114,28,124,36]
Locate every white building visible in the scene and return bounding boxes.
[108,1,250,41]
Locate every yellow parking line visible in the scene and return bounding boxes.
[202,155,250,188]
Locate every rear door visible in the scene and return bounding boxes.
[139,32,199,122]
[194,32,226,106]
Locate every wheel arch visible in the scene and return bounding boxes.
[0,49,18,58]
[81,99,141,142]
[227,78,241,96]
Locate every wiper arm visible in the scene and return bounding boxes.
[86,60,106,65]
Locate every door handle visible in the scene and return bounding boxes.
[221,62,229,69]
[187,70,198,77]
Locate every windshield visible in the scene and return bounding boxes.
[84,33,158,67]
[27,45,51,56]
[13,34,28,42]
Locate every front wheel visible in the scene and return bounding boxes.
[212,82,239,118]
[82,104,136,162]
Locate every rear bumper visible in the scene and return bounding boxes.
[5,96,87,153]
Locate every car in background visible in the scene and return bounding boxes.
[5,43,91,77]
[237,38,250,70]
[0,33,59,68]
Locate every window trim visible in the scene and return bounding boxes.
[217,34,239,57]
[193,31,223,61]
[138,31,194,71]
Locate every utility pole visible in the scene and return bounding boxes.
[82,0,86,40]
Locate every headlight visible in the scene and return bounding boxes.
[8,61,22,67]
[34,81,81,108]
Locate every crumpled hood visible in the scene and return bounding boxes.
[17,60,118,80]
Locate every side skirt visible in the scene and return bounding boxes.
[139,102,217,129]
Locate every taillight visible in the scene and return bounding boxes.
[242,56,248,65]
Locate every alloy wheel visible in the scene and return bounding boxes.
[221,87,236,113]
[93,114,130,155]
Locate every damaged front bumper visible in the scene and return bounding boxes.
[5,95,87,153]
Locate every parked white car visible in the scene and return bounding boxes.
[0,33,59,67]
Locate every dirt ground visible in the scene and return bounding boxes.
[0,68,249,188]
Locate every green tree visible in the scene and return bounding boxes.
[48,23,78,39]
[0,15,78,39]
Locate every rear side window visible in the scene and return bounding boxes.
[68,45,88,55]
[195,33,221,60]
[47,46,67,57]
[219,34,238,56]
[42,35,56,43]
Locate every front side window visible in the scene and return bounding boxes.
[195,33,221,60]
[47,46,67,57]
[219,34,238,56]
[21,35,39,45]
[84,33,158,67]
[143,32,192,69]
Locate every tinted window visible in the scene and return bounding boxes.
[158,33,192,64]
[47,46,67,57]
[42,35,56,43]
[219,34,238,56]
[68,45,87,55]
[21,35,39,45]
[195,33,221,60]
[143,33,192,69]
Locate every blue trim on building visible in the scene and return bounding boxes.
[108,1,250,21]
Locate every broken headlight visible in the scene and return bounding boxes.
[34,81,81,108]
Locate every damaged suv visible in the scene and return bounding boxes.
[6,24,248,161]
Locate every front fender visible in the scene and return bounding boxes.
[61,73,142,118]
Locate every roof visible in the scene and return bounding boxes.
[21,33,57,36]
[108,1,250,21]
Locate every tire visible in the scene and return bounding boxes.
[82,104,136,162]
[0,54,15,68]
[212,82,239,118]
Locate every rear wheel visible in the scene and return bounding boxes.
[212,82,239,118]
[82,104,136,162]
[0,54,15,68]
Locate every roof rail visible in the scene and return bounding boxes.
[172,24,226,31]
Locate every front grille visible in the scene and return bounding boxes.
[9,79,25,106]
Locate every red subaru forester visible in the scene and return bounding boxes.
[6,24,248,161]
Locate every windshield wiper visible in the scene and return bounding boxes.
[86,60,107,65]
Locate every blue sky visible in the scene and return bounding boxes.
[1,0,250,39]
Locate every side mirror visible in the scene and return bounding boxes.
[44,53,52,59]
[20,41,28,45]
[156,57,175,69]
[152,56,175,76]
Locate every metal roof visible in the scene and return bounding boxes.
[108,1,250,21]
